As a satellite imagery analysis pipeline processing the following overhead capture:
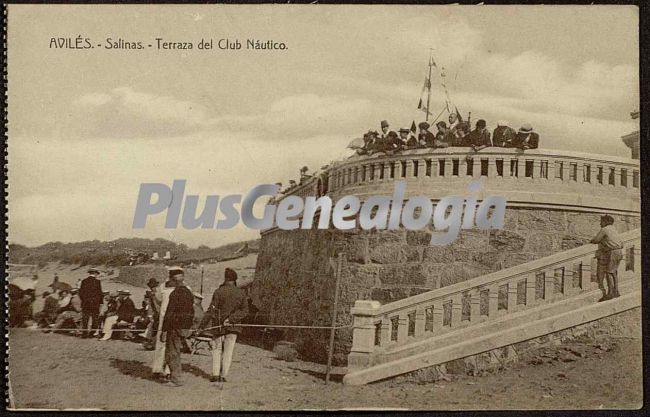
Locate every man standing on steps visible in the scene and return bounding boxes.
[591,215,623,302]
[79,268,103,338]
[161,269,194,387]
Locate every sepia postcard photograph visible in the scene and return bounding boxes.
[5,3,643,411]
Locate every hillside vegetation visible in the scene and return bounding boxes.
[9,238,260,267]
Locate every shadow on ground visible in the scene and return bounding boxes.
[109,358,212,381]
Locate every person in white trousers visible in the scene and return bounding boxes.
[199,268,248,383]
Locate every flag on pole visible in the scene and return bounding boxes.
[417,98,423,109]
[430,56,437,68]
[455,106,464,123]
[410,121,417,133]
[424,77,431,90]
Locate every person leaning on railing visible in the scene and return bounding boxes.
[492,121,517,147]
[465,119,492,151]
[511,123,539,150]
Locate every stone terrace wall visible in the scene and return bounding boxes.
[250,209,640,365]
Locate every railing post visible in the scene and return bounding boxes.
[488,157,497,179]
[562,265,573,296]
[507,281,517,311]
[562,161,570,184]
[397,312,408,343]
[383,163,391,181]
[488,284,499,318]
[526,274,537,306]
[406,160,414,178]
[470,288,481,322]
[348,300,381,369]
[431,158,439,178]
[503,157,512,178]
[451,294,462,326]
[544,268,555,301]
[533,159,542,181]
[414,306,426,337]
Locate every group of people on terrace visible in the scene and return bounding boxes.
[354,114,540,156]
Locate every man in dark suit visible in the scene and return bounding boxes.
[162,270,194,387]
[200,268,248,383]
[79,268,103,338]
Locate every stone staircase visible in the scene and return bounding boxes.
[343,229,641,385]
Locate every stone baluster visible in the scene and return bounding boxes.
[486,285,498,319]
[507,281,517,312]
[432,304,444,332]
[450,294,462,326]
[470,288,481,322]
[431,158,439,178]
[384,163,391,181]
[562,160,571,183]
[446,157,455,177]
[459,157,467,178]
[414,306,426,337]
[526,274,537,307]
[625,168,633,189]
[503,157,512,178]
[397,311,408,344]
[405,160,414,178]
[575,161,584,184]
[544,268,555,301]
[562,264,573,295]
[473,157,481,179]
[487,157,497,178]
[375,163,383,182]
[533,160,542,181]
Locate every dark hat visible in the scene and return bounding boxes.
[600,215,614,225]
[380,120,389,128]
[146,277,159,288]
[224,267,238,282]
[168,266,184,278]
[387,131,398,138]
[399,128,410,133]
[476,119,486,128]
[436,121,447,129]
[42,291,51,298]
[418,122,430,130]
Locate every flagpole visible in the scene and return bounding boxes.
[426,49,433,122]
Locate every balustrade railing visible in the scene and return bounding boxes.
[348,229,641,361]
[327,148,640,194]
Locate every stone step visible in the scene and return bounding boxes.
[343,281,640,385]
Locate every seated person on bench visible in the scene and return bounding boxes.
[100,290,136,340]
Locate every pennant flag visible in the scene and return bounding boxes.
[455,106,464,123]
[429,56,437,68]
[410,121,417,133]
[424,77,431,90]
[417,98,423,109]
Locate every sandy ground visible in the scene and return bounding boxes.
[8,329,643,411]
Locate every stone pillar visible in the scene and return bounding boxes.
[373,164,381,183]
[384,163,391,181]
[347,300,381,369]
[459,157,467,178]
[517,157,525,178]
[473,157,481,179]
[431,159,439,177]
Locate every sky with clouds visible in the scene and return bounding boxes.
[7,5,639,247]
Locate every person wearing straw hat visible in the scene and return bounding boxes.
[200,268,248,383]
[79,268,103,338]
[513,123,539,150]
